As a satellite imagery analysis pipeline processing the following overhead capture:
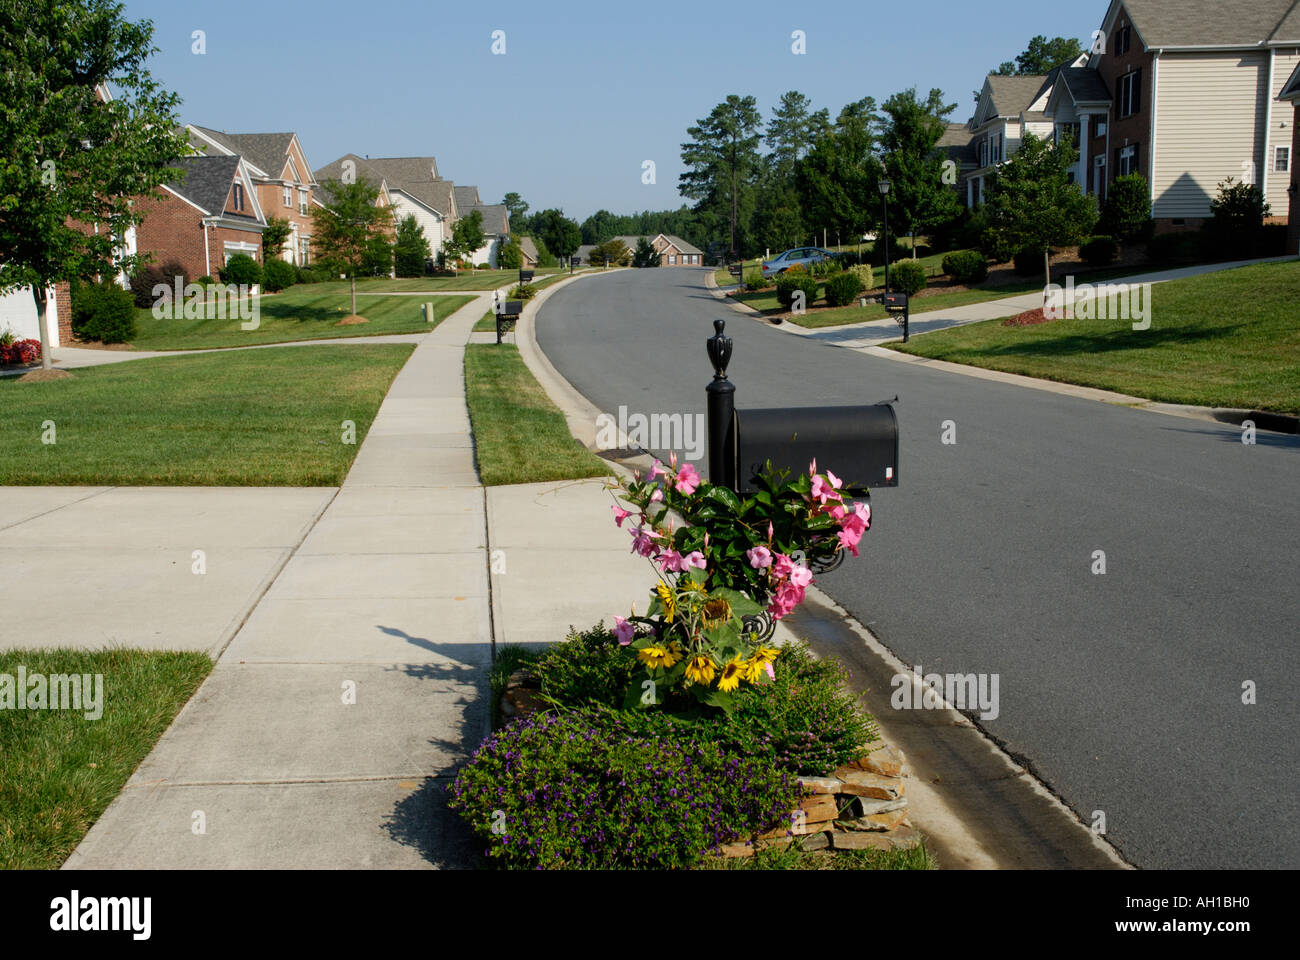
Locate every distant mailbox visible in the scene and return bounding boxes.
[882,292,909,312]
[734,404,899,494]
[519,269,535,284]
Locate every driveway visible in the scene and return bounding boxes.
[535,265,1300,870]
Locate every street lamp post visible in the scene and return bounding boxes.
[879,178,892,294]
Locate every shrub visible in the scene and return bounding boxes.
[810,259,841,279]
[941,249,988,285]
[848,263,874,291]
[195,275,215,285]
[261,258,296,293]
[0,336,41,365]
[219,253,262,287]
[1206,176,1270,258]
[509,282,537,300]
[743,269,765,291]
[523,627,878,777]
[929,210,971,254]
[448,707,800,869]
[1146,231,1200,265]
[1079,235,1119,267]
[887,258,927,296]
[295,266,324,284]
[823,269,865,307]
[1098,174,1154,243]
[71,281,137,344]
[1012,248,1045,275]
[128,259,187,308]
[775,273,819,309]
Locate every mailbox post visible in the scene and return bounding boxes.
[705,319,736,491]
[882,291,910,343]
[495,299,522,344]
[519,269,535,286]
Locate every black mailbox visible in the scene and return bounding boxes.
[882,292,909,312]
[495,300,523,344]
[519,269,535,284]
[733,404,898,494]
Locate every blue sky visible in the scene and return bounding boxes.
[122,0,1104,222]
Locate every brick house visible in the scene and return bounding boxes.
[186,127,319,266]
[1045,0,1300,230]
[612,234,706,266]
[1280,62,1300,253]
[132,154,267,282]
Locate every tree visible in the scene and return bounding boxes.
[261,216,293,266]
[502,192,529,228]
[590,239,631,268]
[880,88,962,256]
[632,237,659,268]
[393,215,431,277]
[680,95,763,258]
[982,132,1097,288]
[1208,177,1271,256]
[765,91,830,173]
[1098,174,1154,242]
[992,35,1085,77]
[309,176,393,314]
[580,209,618,245]
[532,208,582,261]
[795,98,882,255]
[752,174,807,254]
[0,0,190,370]
[444,210,485,266]
[498,236,524,270]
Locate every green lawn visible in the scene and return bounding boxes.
[0,344,414,484]
[471,272,579,332]
[891,260,1300,414]
[464,344,611,486]
[129,288,473,350]
[305,270,560,294]
[0,648,213,869]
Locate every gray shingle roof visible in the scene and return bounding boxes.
[518,236,539,262]
[401,179,454,218]
[312,154,389,205]
[1122,0,1300,48]
[163,155,251,219]
[467,204,508,235]
[453,185,480,211]
[1059,66,1112,105]
[986,75,1052,117]
[937,122,977,164]
[360,157,441,184]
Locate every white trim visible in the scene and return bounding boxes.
[159,182,211,216]
[1149,53,1159,202]
[1264,48,1276,201]
[236,158,267,223]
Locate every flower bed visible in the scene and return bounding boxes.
[449,459,929,869]
[0,338,42,366]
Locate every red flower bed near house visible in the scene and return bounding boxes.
[0,339,42,365]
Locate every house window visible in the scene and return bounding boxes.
[1118,70,1141,118]
[1116,25,1131,55]
[299,189,308,215]
[232,182,244,211]
[668,254,677,265]
[1275,146,1291,173]
[1117,144,1139,177]
[299,237,310,265]
[283,185,292,207]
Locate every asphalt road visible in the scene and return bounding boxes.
[536,266,1300,870]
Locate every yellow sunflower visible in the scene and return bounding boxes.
[655,583,676,623]
[741,657,767,684]
[718,658,746,693]
[752,646,781,666]
[638,645,676,670]
[701,597,733,630]
[684,655,717,686]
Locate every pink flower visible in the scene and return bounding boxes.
[825,502,848,521]
[630,526,659,558]
[658,549,688,573]
[674,463,701,495]
[669,451,678,471]
[747,546,773,570]
[767,521,774,542]
[683,551,706,570]
[811,472,843,505]
[789,564,813,589]
[809,458,817,477]
[614,616,635,645]
[649,460,665,480]
[612,505,632,528]
[837,527,862,557]
[649,488,664,503]
[765,661,776,681]
[773,553,795,579]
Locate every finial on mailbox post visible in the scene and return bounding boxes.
[705,318,737,492]
[707,318,733,380]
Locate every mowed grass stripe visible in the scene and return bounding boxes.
[464,344,611,486]
[0,344,414,485]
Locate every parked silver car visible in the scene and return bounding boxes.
[760,246,839,279]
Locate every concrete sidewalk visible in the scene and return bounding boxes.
[64,290,498,870]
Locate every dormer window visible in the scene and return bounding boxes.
[1116,24,1131,55]
[233,182,245,211]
